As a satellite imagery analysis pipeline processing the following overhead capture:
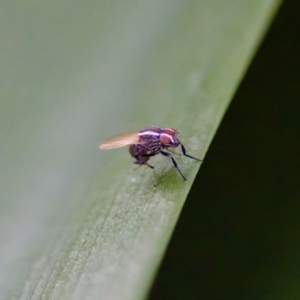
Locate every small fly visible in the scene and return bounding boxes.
[100,126,201,185]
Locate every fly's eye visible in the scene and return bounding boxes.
[159,133,173,145]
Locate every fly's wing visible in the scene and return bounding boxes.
[99,132,141,149]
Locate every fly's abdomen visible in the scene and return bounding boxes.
[129,144,150,164]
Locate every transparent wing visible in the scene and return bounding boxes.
[99,132,141,149]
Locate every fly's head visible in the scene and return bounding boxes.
[159,128,180,148]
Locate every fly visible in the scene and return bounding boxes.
[100,126,201,185]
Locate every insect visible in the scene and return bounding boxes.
[99,126,201,184]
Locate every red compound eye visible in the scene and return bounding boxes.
[159,128,180,146]
[165,127,179,135]
[159,133,173,145]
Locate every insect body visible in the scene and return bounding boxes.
[100,126,201,183]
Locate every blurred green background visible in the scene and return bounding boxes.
[0,0,292,299]
[149,0,300,299]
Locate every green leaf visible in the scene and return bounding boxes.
[0,1,281,299]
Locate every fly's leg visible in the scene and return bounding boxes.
[133,153,157,186]
[144,162,157,187]
[160,151,187,181]
[181,144,202,161]
[166,149,181,157]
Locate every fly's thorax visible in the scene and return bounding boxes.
[138,127,162,152]
[138,127,163,140]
